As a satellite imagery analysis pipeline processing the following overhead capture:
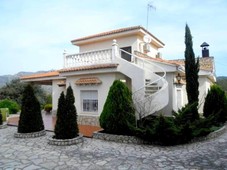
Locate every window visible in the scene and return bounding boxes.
[121,46,132,62]
[81,91,98,112]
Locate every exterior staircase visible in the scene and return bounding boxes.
[145,80,161,97]
[118,48,169,120]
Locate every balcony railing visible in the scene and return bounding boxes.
[64,49,112,68]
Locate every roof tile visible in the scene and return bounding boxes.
[71,25,164,46]
[75,77,102,85]
[60,63,119,73]
[21,71,59,80]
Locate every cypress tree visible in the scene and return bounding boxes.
[54,92,66,139]
[65,85,79,139]
[54,86,79,139]
[184,24,200,121]
[18,84,44,133]
[99,80,136,135]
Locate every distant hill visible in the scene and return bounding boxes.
[0,71,50,87]
[0,71,52,93]
[216,76,227,92]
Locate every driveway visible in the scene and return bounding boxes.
[0,126,227,169]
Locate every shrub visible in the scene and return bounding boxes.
[54,86,79,139]
[44,104,52,113]
[135,115,191,145]
[0,110,2,125]
[173,102,198,125]
[151,115,181,145]
[0,99,20,114]
[18,84,44,133]
[99,80,136,135]
[203,84,227,124]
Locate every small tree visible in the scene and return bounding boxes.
[203,85,227,124]
[54,92,66,139]
[54,86,79,139]
[0,99,20,114]
[184,24,200,121]
[18,84,44,133]
[99,80,136,135]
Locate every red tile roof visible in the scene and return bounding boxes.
[134,51,180,66]
[75,77,102,85]
[21,71,59,80]
[60,63,119,73]
[71,26,164,46]
[169,57,214,71]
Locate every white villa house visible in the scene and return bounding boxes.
[21,26,215,126]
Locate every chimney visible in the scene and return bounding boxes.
[200,42,209,57]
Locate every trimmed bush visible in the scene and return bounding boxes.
[99,80,136,135]
[173,102,198,124]
[0,99,20,114]
[44,104,52,113]
[203,84,227,124]
[0,110,2,125]
[18,84,44,133]
[54,86,79,139]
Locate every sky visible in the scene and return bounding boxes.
[0,0,226,76]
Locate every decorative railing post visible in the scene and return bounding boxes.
[112,39,119,61]
[63,49,67,68]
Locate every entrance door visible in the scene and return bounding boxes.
[121,46,132,62]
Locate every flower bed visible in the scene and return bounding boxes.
[48,134,83,146]
[14,130,46,138]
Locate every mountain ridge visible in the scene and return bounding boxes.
[0,71,50,87]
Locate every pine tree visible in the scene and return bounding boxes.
[18,84,44,133]
[184,24,200,121]
[54,86,79,139]
[99,80,136,135]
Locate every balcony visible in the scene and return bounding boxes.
[64,49,113,68]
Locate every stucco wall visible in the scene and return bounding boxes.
[79,35,139,53]
[161,73,174,115]
[198,76,212,113]
[64,72,129,117]
[52,80,66,111]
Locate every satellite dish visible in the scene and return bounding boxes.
[143,35,152,43]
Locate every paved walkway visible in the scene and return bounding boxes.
[0,126,227,170]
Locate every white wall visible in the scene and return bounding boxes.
[52,80,66,111]
[161,73,174,115]
[65,72,127,117]
[198,76,212,113]
[79,35,139,53]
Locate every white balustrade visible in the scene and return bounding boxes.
[64,49,112,68]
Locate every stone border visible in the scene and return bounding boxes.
[0,123,7,129]
[93,125,227,145]
[93,131,146,144]
[48,134,83,146]
[14,130,46,138]
[190,125,226,143]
